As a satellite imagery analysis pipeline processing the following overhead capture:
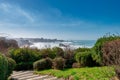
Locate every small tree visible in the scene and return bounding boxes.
[92,34,120,65]
[102,40,120,79]
[102,40,120,66]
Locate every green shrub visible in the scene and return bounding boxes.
[33,58,52,71]
[64,48,76,68]
[75,51,96,67]
[92,34,120,65]
[53,57,65,70]
[9,48,40,70]
[0,53,8,80]
[40,48,56,59]
[7,57,16,77]
[52,47,64,57]
[75,48,91,53]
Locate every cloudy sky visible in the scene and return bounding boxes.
[0,0,120,40]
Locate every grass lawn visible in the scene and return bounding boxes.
[35,67,115,80]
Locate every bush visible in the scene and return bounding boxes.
[72,62,80,68]
[40,48,56,59]
[75,48,91,53]
[101,40,120,79]
[102,40,120,66]
[53,57,65,70]
[9,48,40,70]
[33,57,52,71]
[64,48,76,68]
[75,51,96,67]
[92,34,120,65]
[52,47,64,57]
[0,53,8,80]
[7,57,16,77]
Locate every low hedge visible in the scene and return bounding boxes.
[75,51,97,67]
[40,48,56,59]
[0,53,8,80]
[9,48,40,70]
[53,57,65,70]
[33,58,52,71]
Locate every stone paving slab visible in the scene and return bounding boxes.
[10,71,64,80]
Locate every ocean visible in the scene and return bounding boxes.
[30,40,96,49]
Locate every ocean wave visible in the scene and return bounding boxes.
[29,40,95,49]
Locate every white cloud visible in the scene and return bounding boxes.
[0,3,34,23]
[0,2,89,29]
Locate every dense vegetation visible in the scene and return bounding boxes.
[35,67,115,80]
[0,53,16,80]
[92,34,120,65]
[102,40,120,66]
[9,48,40,70]
[75,51,97,67]
[0,53,8,80]
[1,35,120,80]
[33,57,52,70]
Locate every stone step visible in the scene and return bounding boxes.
[11,73,34,78]
[11,71,33,77]
[26,75,49,80]
[10,71,64,80]
[18,75,43,80]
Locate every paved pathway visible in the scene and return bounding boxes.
[9,71,64,80]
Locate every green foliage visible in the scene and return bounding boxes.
[75,51,96,67]
[52,47,64,57]
[7,57,16,77]
[40,48,56,59]
[33,57,52,71]
[74,48,91,53]
[64,49,76,68]
[92,34,120,65]
[35,67,115,80]
[0,53,8,80]
[9,48,40,70]
[53,57,65,70]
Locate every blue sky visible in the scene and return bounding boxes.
[0,0,120,40]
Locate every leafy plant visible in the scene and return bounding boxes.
[52,47,64,57]
[33,57,52,71]
[53,57,65,70]
[9,48,40,70]
[40,48,56,59]
[0,53,8,80]
[75,51,96,67]
[7,57,16,77]
[92,34,120,65]
[64,48,76,68]
[75,48,91,53]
